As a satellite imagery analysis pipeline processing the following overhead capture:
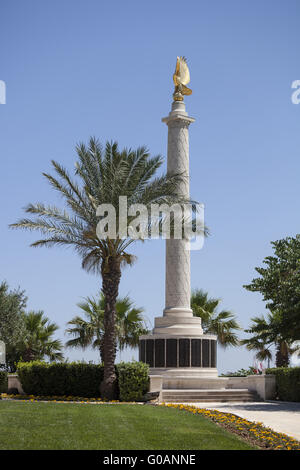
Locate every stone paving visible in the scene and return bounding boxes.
[184,400,300,441]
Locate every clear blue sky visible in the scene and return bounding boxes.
[1,0,299,372]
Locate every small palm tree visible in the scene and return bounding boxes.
[241,312,299,368]
[65,293,149,361]
[65,296,105,361]
[18,311,63,362]
[114,296,150,353]
[10,138,194,398]
[191,289,241,347]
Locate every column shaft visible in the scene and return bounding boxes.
[163,101,194,317]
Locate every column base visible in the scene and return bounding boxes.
[153,310,203,336]
[163,307,193,317]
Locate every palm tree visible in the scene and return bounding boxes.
[191,289,241,347]
[65,293,149,362]
[18,311,63,362]
[10,138,195,398]
[241,312,300,368]
[66,296,105,362]
[115,296,149,353]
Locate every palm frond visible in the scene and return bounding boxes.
[191,289,241,347]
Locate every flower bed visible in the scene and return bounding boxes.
[1,393,135,404]
[161,403,300,450]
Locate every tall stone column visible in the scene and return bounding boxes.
[153,100,203,336]
[163,100,194,317]
[139,98,217,381]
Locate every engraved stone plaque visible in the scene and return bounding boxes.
[211,340,217,368]
[179,338,190,367]
[202,339,210,367]
[146,339,154,367]
[166,338,177,367]
[155,339,165,367]
[191,339,201,367]
[139,340,145,363]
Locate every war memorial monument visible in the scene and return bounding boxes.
[139,57,219,392]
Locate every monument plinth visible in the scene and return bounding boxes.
[139,58,218,388]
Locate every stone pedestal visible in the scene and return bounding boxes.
[139,100,218,384]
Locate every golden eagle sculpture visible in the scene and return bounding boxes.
[173,56,192,101]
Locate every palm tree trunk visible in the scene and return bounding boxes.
[275,341,290,367]
[100,256,121,400]
[23,348,35,362]
[99,339,104,364]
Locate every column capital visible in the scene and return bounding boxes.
[162,100,195,127]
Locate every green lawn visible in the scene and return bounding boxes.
[0,401,255,450]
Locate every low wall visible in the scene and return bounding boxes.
[226,376,248,389]
[226,374,276,400]
[7,374,24,394]
[149,375,163,402]
[245,374,276,400]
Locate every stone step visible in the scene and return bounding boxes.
[161,389,259,403]
[154,316,203,326]
[162,393,255,398]
[163,388,251,394]
[163,394,255,398]
[153,327,204,335]
[162,392,255,397]
[163,398,257,403]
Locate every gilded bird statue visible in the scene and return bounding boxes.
[173,56,192,102]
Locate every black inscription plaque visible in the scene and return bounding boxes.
[179,339,190,367]
[191,339,201,367]
[146,339,154,367]
[202,339,210,367]
[139,340,145,363]
[154,339,165,367]
[211,340,217,368]
[166,338,177,367]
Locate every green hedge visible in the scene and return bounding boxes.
[117,362,149,402]
[17,362,105,398]
[266,367,300,402]
[17,361,149,401]
[0,370,7,393]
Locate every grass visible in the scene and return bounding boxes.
[0,401,255,450]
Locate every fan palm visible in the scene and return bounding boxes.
[18,310,63,362]
[113,295,150,353]
[241,312,300,367]
[10,138,196,398]
[65,293,149,361]
[191,289,241,347]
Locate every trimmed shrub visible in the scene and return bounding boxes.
[0,370,7,393]
[17,362,105,398]
[117,361,149,402]
[266,367,300,402]
[17,361,150,401]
